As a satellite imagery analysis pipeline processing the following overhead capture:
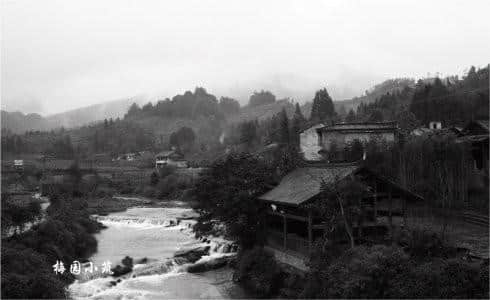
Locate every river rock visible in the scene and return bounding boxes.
[173,257,189,265]
[111,265,132,277]
[222,244,231,253]
[186,256,233,273]
[135,257,148,264]
[173,246,210,263]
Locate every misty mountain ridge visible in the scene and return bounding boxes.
[2,97,143,134]
[0,76,423,134]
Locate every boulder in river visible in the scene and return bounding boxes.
[186,255,234,273]
[173,246,210,263]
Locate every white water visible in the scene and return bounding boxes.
[68,206,245,299]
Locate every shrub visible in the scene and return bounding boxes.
[235,247,282,297]
[302,243,489,299]
[150,172,159,185]
[1,245,66,299]
[157,165,176,179]
[325,245,411,298]
[156,174,179,198]
[438,259,489,299]
[2,196,102,298]
[388,259,489,299]
[142,186,156,198]
[399,228,457,259]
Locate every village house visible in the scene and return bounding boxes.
[411,121,449,136]
[258,162,424,271]
[155,150,188,168]
[300,121,398,161]
[457,120,489,180]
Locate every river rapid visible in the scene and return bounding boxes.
[68,203,246,299]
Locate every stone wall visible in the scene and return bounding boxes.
[320,131,395,151]
[299,124,324,161]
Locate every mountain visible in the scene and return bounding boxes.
[228,99,297,124]
[334,78,416,112]
[1,110,56,134]
[2,98,144,134]
[0,78,415,134]
[45,98,139,128]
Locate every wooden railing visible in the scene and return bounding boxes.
[266,230,310,257]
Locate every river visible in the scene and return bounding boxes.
[68,204,247,299]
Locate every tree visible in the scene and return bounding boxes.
[169,127,196,153]
[126,102,141,118]
[192,153,275,248]
[310,88,335,123]
[345,139,364,162]
[248,90,276,107]
[309,177,366,249]
[345,109,357,122]
[278,108,290,145]
[367,109,384,122]
[219,97,241,115]
[239,120,259,150]
[396,110,420,136]
[291,103,306,148]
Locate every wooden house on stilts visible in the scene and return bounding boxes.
[258,162,424,270]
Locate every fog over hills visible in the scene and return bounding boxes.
[1,98,143,133]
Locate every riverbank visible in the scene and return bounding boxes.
[69,204,248,299]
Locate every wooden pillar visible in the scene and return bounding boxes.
[402,195,407,227]
[283,215,287,249]
[373,180,378,222]
[358,196,363,239]
[308,210,313,253]
[388,186,393,241]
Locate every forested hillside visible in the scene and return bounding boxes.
[334,78,416,112]
[2,65,488,162]
[348,65,489,127]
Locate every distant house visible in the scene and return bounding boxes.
[13,159,24,170]
[428,121,442,130]
[258,162,423,270]
[155,150,188,168]
[116,152,139,161]
[411,121,444,136]
[299,122,398,161]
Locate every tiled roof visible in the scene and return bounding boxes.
[259,164,359,205]
[155,150,178,157]
[476,120,489,132]
[317,121,398,133]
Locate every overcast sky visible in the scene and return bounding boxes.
[1,0,489,115]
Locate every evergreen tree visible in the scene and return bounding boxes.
[248,90,276,107]
[293,103,307,128]
[239,121,258,150]
[367,109,384,122]
[291,103,306,148]
[279,108,290,145]
[126,103,141,118]
[345,109,357,122]
[310,88,335,123]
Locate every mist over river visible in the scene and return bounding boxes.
[68,204,246,299]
